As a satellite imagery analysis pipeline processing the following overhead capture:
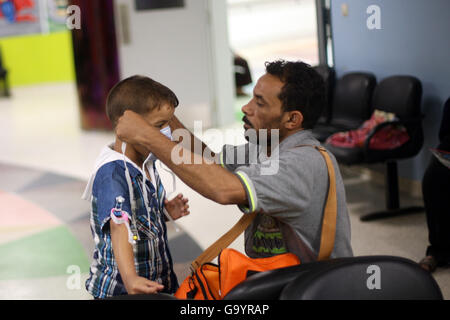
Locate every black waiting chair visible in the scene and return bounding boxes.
[325,75,424,221]
[223,261,325,300]
[0,46,10,97]
[279,256,442,300]
[313,65,336,125]
[312,72,376,142]
[223,256,442,300]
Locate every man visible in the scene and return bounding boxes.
[116,60,353,262]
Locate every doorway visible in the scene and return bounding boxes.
[227,0,320,117]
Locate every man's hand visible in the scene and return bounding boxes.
[164,193,190,220]
[116,110,151,146]
[125,275,164,295]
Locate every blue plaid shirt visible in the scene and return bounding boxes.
[85,160,178,299]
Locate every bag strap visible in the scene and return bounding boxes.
[296,145,337,261]
[191,211,257,270]
[190,144,337,270]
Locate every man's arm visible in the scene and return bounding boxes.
[169,116,215,157]
[116,111,247,206]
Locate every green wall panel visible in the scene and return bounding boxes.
[0,31,75,87]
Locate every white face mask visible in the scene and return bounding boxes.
[143,125,177,199]
[146,126,173,163]
[160,125,173,140]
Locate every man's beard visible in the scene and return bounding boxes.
[243,116,281,147]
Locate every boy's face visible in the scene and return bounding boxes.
[137,102,175,160]
[142,102,175,130]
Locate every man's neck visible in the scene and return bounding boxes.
[280,128,304,143]
[265,128,303,156]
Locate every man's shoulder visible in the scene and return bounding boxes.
[277,141,341,185]
[279,143,327,167]
[279,130,322,155]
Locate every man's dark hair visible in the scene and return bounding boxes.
[265,60,326,130]
[106,75,179,127]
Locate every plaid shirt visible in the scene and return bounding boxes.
[85,160,178,299]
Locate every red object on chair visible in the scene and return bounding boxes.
[326,109,410,150]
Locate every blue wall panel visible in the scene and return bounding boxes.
[331,0,450,180]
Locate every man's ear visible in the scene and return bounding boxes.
[284,110,304,130]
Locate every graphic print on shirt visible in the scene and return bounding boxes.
[252,214,288,255]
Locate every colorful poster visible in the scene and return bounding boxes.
[46,0,68,32]
[0,0,71,37]
[0,0,42,37]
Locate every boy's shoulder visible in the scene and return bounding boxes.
[93,160,141,187]
[82,144,143,201]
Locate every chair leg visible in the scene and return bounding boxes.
[385,161,400,210]
[360,161,424,221]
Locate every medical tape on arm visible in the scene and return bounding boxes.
[110,207,135,245]
[110,195,136,245]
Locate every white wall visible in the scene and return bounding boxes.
[207,0,235,128]
[114,0,234,129]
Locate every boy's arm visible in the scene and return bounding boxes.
[110,221,163,294]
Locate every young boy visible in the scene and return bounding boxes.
[82,76,190,299]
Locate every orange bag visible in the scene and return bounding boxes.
[175,248,300,300]
[176,263,221,300]
[219,248,300,298]
[175,145,337,300]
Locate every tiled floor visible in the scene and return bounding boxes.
[1,83,448,300]
[0,162,203,299]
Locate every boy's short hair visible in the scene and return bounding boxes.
[106,75,179,127]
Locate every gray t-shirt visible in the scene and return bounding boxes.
[219,129,353,263]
